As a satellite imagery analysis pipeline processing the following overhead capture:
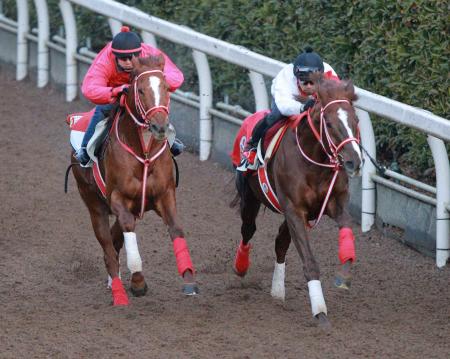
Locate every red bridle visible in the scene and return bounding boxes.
[296,99,360,170]
[295,99,360,228]
[124,70,170,127]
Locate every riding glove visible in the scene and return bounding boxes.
[301,98,316,112]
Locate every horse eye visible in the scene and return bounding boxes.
[138,89,144,95]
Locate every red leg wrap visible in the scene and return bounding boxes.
[338,227,356,264]
[111,277,129,306]
[234,240,251,275]
[173,237,194,276]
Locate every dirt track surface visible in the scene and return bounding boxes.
[0,67,449,359]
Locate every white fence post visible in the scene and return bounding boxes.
[59,0,78,101]
[427,136,450,267]
[16,0,28,81]
[192,50,212,161]
[108,18,121,36]
[33,0,49,87]
[248,71,269,111]
[357,109,376,232]
[141,31,157,47]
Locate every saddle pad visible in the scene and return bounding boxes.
[231,110,288,168]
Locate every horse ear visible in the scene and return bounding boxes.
[154,54,165,70]
[344,80,354,93]
[344,80,357,101]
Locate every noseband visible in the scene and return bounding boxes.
[124,70,170,128]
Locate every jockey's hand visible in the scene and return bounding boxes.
[111,84,129,98]
[301,98,316,112]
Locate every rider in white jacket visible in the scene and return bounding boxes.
[245,47,339,162]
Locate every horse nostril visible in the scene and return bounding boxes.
[344,161,355,172]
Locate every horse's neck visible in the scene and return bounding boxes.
[115,113,142,151]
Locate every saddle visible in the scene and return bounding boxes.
[66,108,116,167]
[231,110,289,173]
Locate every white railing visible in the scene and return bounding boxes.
[2,0,449,267]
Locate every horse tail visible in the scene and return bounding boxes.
[64,163,76,193]
[229,170,246,208]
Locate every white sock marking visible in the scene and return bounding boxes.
[271,262,286,301]
[124,232,142,273]
[337,108,362,160]
[308,280,327,316]
[149,76,161,106]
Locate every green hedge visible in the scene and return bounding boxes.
[3,0,448,177]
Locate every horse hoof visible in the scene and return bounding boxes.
[334,275,351,290]
[233,266,248,277]
[130,282,148,297]
[182,283,199,296]
[315,313,332,332]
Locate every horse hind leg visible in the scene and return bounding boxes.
[155,189,198,296]
[271,220,291,301]
[234,173,261,277]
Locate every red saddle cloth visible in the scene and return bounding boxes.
[230,110,287,167]
[66,108,95,132]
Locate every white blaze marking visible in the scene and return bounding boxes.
[149,76,161,106]
[337,108,362,160]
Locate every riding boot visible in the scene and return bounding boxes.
[75,147,90,165]
[170,138,185,157]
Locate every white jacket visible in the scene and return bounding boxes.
[271,62,338,116]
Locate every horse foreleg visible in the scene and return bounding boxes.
[155,190,198,296]
[110,194,147,298]
[333,208,356,290]
[234,181,261,277]
[284,205,329,327]
[271,220,291,301]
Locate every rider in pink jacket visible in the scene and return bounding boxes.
[76,26,185,165]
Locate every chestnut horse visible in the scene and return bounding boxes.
[71,55,198,306]
[231,75,361,327]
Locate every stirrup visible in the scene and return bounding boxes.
[75,147,91,166]
[170,138,185,157]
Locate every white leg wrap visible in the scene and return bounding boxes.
[271,262,286,301]
[308,280,327,317]
[124,232,142,273]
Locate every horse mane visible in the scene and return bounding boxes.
[312,73,358,104]
[131,55,165,75]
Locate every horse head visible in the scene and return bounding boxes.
[312,74,362,177]
[128,55,170,141]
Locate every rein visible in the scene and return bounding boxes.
[295,99,360,228]
[115,69,170,219]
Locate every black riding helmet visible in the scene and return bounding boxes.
[111,26,142,58]
[293,46,324,82]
